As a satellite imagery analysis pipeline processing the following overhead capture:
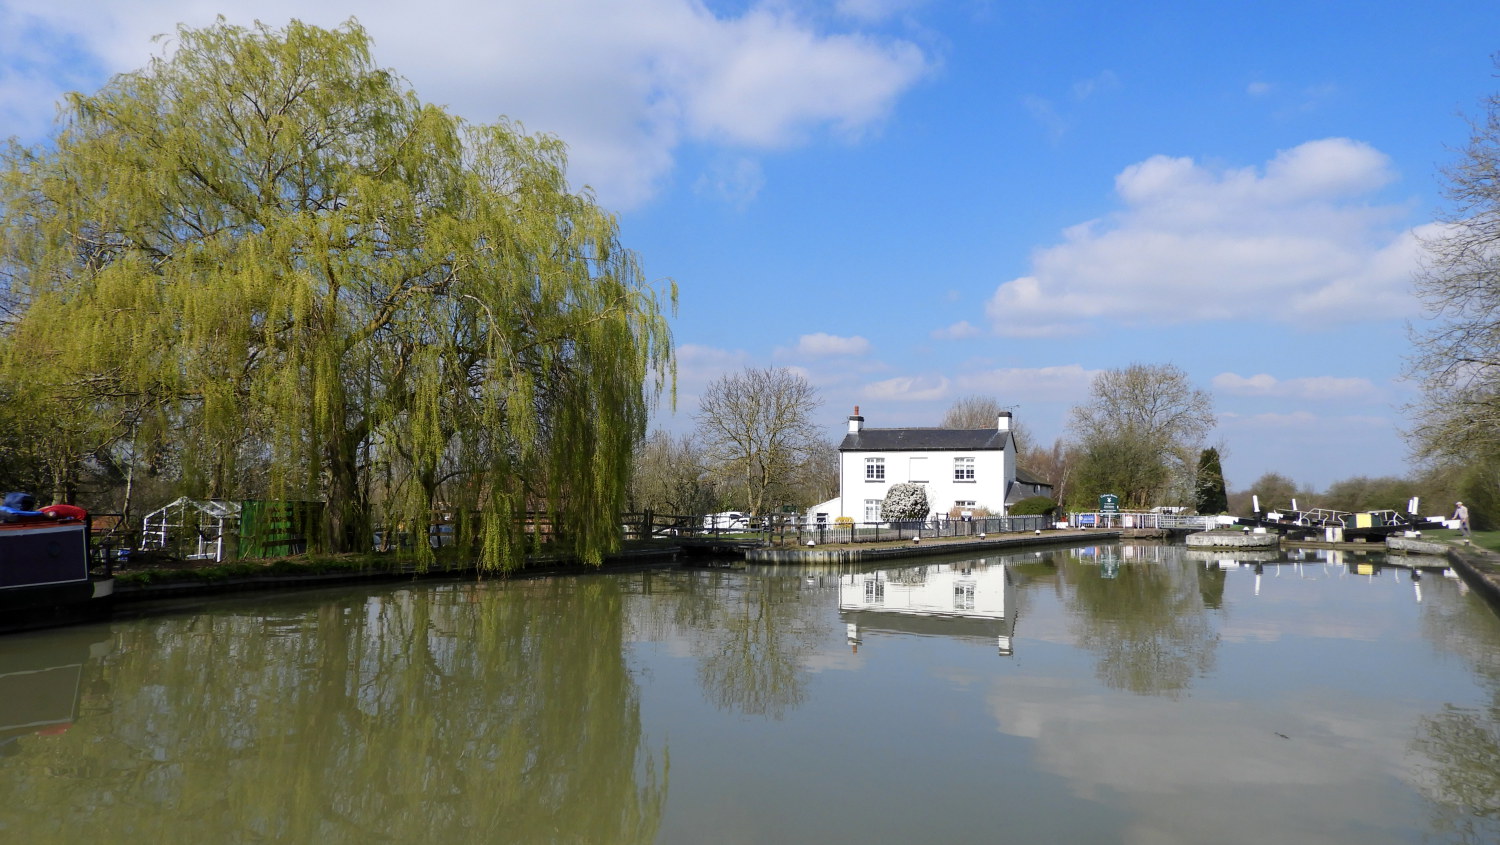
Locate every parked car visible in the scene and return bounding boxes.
[702,512,750,531]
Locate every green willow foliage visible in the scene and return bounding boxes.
[0,19,674,568]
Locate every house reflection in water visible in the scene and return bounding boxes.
[840,561,1016,656]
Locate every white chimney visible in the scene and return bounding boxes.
[848,405,864,433]
[997,411,1012,432]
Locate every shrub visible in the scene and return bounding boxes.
[881,483,929,522]
[1010,496,1057,516]
[834,516,854,526]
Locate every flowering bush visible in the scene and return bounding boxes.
[881,483,930,522]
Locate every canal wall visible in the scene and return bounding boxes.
[1184,530,1279,550]
[1446,544,1500,612]
[1386,535,1451,556]
[111,545,684,603]
[743,530,1119,566]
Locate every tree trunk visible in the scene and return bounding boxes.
[324,431,366,553]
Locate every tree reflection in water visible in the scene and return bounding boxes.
[1061,548,1220,699]
[621,569,829,720]
[0,578,664,843]
[1412,585,1500,844]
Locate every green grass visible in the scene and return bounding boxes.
[1419,528,1500,554]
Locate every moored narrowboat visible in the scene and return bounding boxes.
[0,495,114,634]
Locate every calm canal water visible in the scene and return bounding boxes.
[2,542,1499,843]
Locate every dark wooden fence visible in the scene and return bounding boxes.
[620,510,1048,546]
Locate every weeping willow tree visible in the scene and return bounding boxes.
[0,18,673,568]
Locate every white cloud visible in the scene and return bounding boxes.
[954,365,1099,402]
[1072,70,1119,99]
[0,0,930,209]
[930,320,980,340]
[1225,410,1390,430]
[1247,81,1272,97]
[836,0,930,23]
[784,332,872,358]
[1212,372,1381,402]
[986,138,1421,335]
[854,364,1096,409]
[863,374,950,401]
[693,156,766,207]
[1022,94,1068,142]
[1214,373,1281,394]
[675,343,750,384]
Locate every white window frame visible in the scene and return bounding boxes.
[864,499,882,523]
[866,457,886,482]
[954,456,975,482]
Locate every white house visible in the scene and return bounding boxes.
[809,407,1053,524]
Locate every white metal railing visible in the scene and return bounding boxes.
[1066,512,1224,531]
[779,514,1048,546]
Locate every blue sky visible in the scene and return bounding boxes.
[3,0,1497,493]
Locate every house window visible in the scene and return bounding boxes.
[955,500,976,508]
[954,582,976,610]
[909,456,928,482]
[954,457,975,482]
[865,499,882,522]
[864,578,885,603]
[866,457,885,482]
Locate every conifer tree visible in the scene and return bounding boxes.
[1193,448,1228,514]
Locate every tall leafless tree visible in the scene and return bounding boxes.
[695,367,824,515]
[1410,65,1500,465]
[941,394,1032,464]
[629,430,717,516]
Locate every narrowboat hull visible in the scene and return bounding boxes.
[0,521,114,634]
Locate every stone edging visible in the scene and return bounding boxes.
[1184,530,1279,550]
[743,530,1120,565]
[1446,545,1500,612]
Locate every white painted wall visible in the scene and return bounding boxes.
[834,443,1012,521]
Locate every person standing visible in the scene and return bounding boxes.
[1453,501,1471,538]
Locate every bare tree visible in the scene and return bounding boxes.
[1026,437,1077,506]
[694,367,824,515]
[787,438,840,509]
[1410,64,1500,464]
[1067,363,1214,508]
[941,394,1032,462]
[1234,472,1308,513]
[941,395,1006,429]
[629,430,717,516]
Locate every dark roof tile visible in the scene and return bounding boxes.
[1015,466,1053,486]
[839,428,1010,452]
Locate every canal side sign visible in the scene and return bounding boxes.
[1099,494,1119,514]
